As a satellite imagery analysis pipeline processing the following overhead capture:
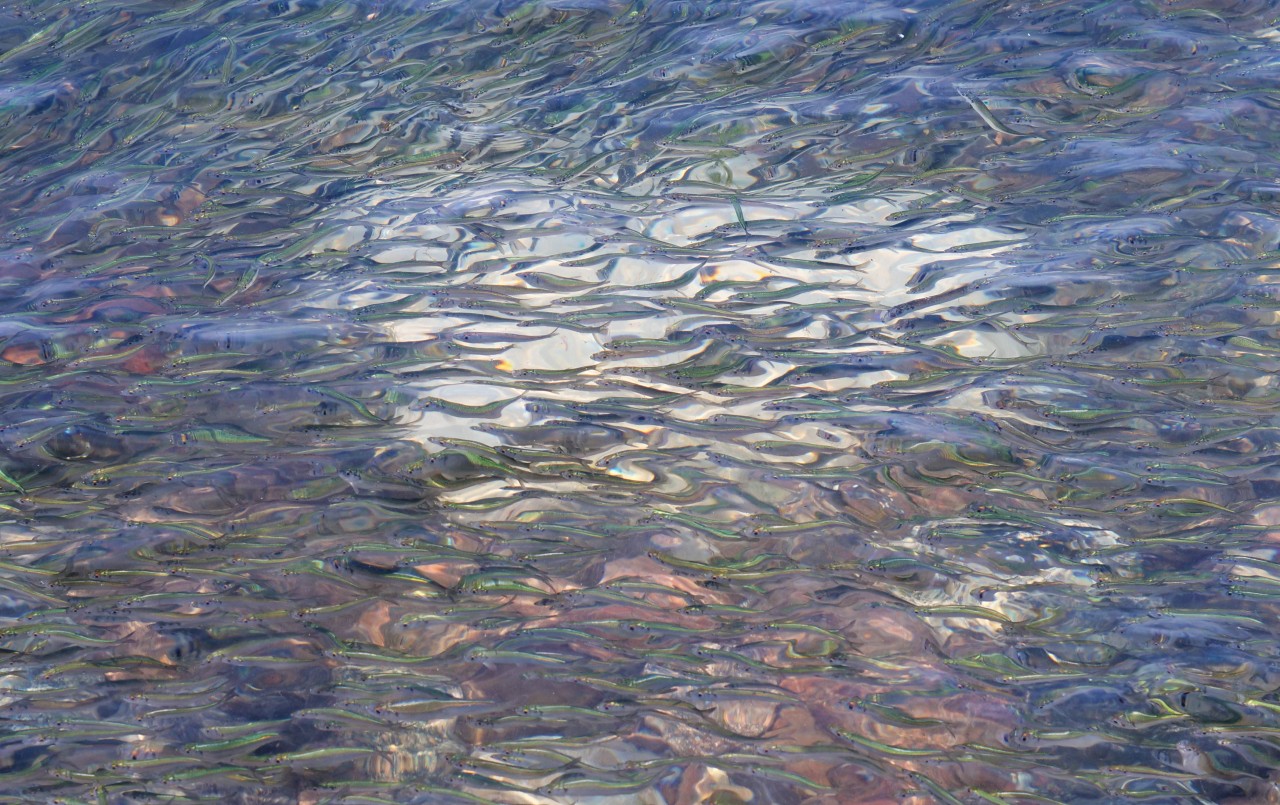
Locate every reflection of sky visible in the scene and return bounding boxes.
[363,188,1025,459]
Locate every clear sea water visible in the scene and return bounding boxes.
[2,0,1280,802]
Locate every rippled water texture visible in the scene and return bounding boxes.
[3,0,1280,802]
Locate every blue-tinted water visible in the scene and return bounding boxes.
[2,0,1280,802]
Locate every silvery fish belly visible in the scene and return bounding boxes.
[0,0,1278,803]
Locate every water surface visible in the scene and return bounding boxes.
[2,1,1280,802]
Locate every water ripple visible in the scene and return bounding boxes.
[1,0,1280,802]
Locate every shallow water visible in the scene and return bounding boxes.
[2,0,1280,802]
